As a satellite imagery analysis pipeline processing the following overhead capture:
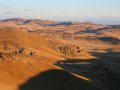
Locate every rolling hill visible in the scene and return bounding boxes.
[0,18,120,90]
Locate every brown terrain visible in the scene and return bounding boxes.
[0,18,120,90]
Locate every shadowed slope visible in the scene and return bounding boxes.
[19,69,99,90]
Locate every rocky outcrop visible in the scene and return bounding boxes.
[58,45,83,55]
[49,40,83,56]
[0,45,37,61]
[14,47,36,56]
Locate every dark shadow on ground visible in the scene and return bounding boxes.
[90,49,120,63]
[75,27,111,34]
[55,49,120,90]
[19,69,99,90]
[55,59,110,90]
[89,50,120,90]
[19,49,120,90]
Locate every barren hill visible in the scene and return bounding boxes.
[0,18,120,90]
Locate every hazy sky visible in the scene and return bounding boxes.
[0,0,120,24]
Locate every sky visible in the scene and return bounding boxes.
[0,0,120,24]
